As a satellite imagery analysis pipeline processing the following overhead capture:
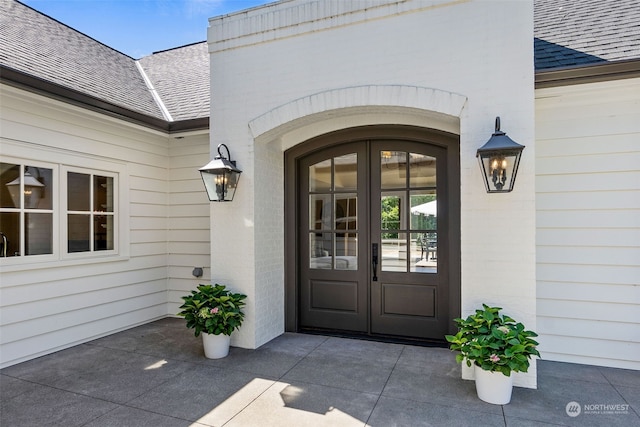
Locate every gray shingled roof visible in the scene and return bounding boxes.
[0,0,164,120]
[138,42,209,122]
[534,0,640,70]
[1,0,639,126]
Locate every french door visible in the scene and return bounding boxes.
[295,131,456,340]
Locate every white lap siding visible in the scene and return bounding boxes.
[535,77,640,370]
[0,85,174,368]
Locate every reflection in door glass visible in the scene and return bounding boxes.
[336,232,357,270]
[309,159,331,192]
[381,232,407,272]
[411,232,437,273]
[309,232,332,269]
[381,192,403,231]
[309,194,331,231]
[334,153,357,190]
[378,151,437,274]
[410,191,437,230]
[308,153,358,270]
[381,151,406,189]
[335,194,357,230]
[409,153,436,187]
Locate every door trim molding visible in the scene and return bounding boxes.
[285,125,461,336]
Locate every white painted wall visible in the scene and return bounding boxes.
[208,0,537,387]
[535,77,640,370]
[0,84,211,368]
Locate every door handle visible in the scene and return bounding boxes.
[372,243,378,282]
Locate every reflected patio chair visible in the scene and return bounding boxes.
[418,233,437,261]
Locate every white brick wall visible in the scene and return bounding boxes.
[208,0,536,387]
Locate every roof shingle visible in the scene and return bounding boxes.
[0,0,164,119]
[534,0,640,70]
[138,42,209,122]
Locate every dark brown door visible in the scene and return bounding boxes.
[297,135,454,340]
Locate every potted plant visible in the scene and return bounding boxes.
[445,304,540,404]
[177,283,247,359]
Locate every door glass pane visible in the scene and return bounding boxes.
[381,192,403,231]
[310,232,332,269]
[310,194,331,231]
[0,212,20,256]
[382,232,407,272]
[0,163,20,208]
[409,153,436,187]
[25,213,52,255]
[94,215,113,251]
[410,191,437,230]
[335,194,357,231]
[381,151,406,189]
[68,214,90,252]
[336,232,357,270]
[94,176,114,212]
[309,159,331,192]
[68,172,90,211]
[334,153,357,191]
[411,232,437,273]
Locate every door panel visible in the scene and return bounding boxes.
[298,136,451,340]
[299,143,368,332]
[370,140,449,339]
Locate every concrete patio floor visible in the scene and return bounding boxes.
[1,318,639,427]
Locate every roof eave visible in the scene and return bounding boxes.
[535,58,640,89]
[1,65,208,133]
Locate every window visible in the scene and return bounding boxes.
[0,159,120,262]
[0,163,54,257]
[66,170,116,254]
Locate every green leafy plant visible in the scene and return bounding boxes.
[177,284,247,337]
[445,304,540,376]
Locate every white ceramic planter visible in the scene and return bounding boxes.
[474,365,514,405]
[201,332,231,359]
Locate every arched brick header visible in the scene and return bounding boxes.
[248,85,467,140]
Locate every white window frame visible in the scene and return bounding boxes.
[0,154,129,268]
[61,166,119,259]
[0,158,58,263]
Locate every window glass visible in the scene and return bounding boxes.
[335,194,356,231]
[334,153,357,191]
[309,159,331,192]
[94,215,114,251]
[68,172,90,211]
[0,212,20,257]
[25,213,53,255]
[94,176,114,212]
[381,151,406,189]
[0,163,21,208]
[409,153,436,188]
[381,232,407,272]
[68,214,90,253]
[309,194,331,231]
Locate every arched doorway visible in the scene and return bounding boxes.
[285,126,461,342]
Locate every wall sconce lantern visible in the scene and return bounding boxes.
[476,117,525,193]
[199,143,242,202]
[6,168,45,208]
